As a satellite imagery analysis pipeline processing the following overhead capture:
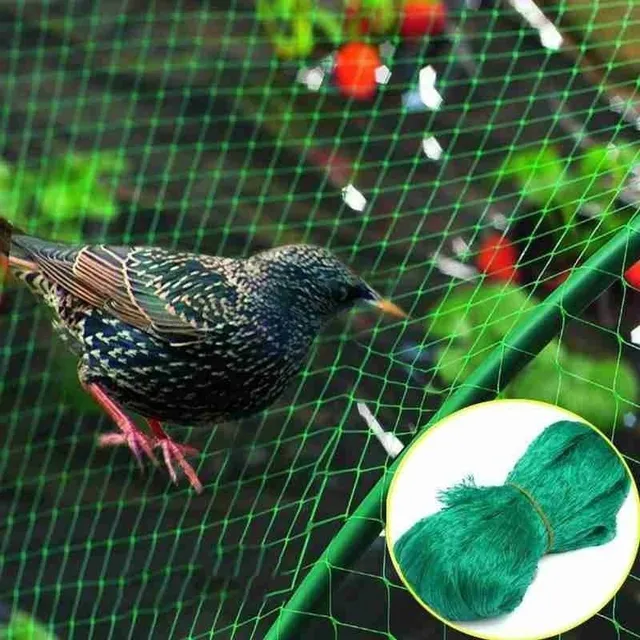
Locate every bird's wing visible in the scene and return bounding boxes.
[9,236,238,344]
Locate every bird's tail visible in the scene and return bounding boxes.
[0,216,33,288]
[0,215,14,258]
[0,215,32,260]
[0,216,14,294]
[0,214,30,253]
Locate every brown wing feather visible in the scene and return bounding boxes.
[73,246,157,331]
[10,237,203,341]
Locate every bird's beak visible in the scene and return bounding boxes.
[360,282,408,319]
[369,297,408,319]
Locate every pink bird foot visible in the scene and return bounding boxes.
[85,383,159,468]
[147,419,203,494]
[84,383,203,492]
[98,431,158,469]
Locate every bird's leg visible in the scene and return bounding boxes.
[84,383,159,469]
[146,419,203,494]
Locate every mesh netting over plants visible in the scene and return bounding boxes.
[0,1,639,639]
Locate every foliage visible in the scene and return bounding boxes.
[427,283,638,433]
[0,151,126,412]
[498,142,640,262]
[0,151,128,243]
[0,611,58,640]
[256,0,344,59]
[256,0,419,60]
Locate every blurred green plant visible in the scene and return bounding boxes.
[257,0,340,58]
[0,609,58,640]
[0,151,127,413]
[498,141,640,262]
[256,0,397,59]
[427,283,637,433]
[0,150,128,243]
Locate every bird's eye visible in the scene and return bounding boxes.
[336,285,350,303]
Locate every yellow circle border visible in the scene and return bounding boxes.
[385,398,640,640]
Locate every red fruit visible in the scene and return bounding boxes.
[334,42,380,100]
[625,260,640,289]
[476,233,520,282]
[400,0,447,38]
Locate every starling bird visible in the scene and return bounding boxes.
[0,216,405,492]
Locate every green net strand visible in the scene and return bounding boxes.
[263,213,640,640]
[394,420,630,622]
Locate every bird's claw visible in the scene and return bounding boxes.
[98,431,202,492]
[87,384,201,491]
[98,429,159,469]
[156,439,203,493]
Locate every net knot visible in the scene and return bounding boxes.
[507,482,554,551]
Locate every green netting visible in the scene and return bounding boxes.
[0,1,639,639]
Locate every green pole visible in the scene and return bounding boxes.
[263,216,640,640]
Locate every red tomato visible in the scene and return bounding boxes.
[476,233,520,282]
[334,42,380,100]
[624,260,640,289]
[400,0,447,39]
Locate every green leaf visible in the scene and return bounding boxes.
[47,223,85,244]
[0,157,13,183]
[435,343,492,385]
[580,143,640,194]
[32,152,122,224]
[85,150,129,176]
[257,0,298,21]
[34,181,80,222]
[60,151,128,186]
[257,0,319,58]
[77,184,120,221]
[0,611,58,640]
[293,12,314,57]
[428,284,539,346]
[57,151,88,177]
[313,8,343,47]
[555,183,633,262]
[428,283,638,432]
[499,146,567,208]
[0,160,36,219]
[361,0,396,32]
[506,352,637,434]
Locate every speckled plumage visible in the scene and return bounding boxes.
[1,217,403,491]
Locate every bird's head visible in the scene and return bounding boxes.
[251,244,406,323]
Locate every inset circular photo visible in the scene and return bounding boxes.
[386,399,640,640]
